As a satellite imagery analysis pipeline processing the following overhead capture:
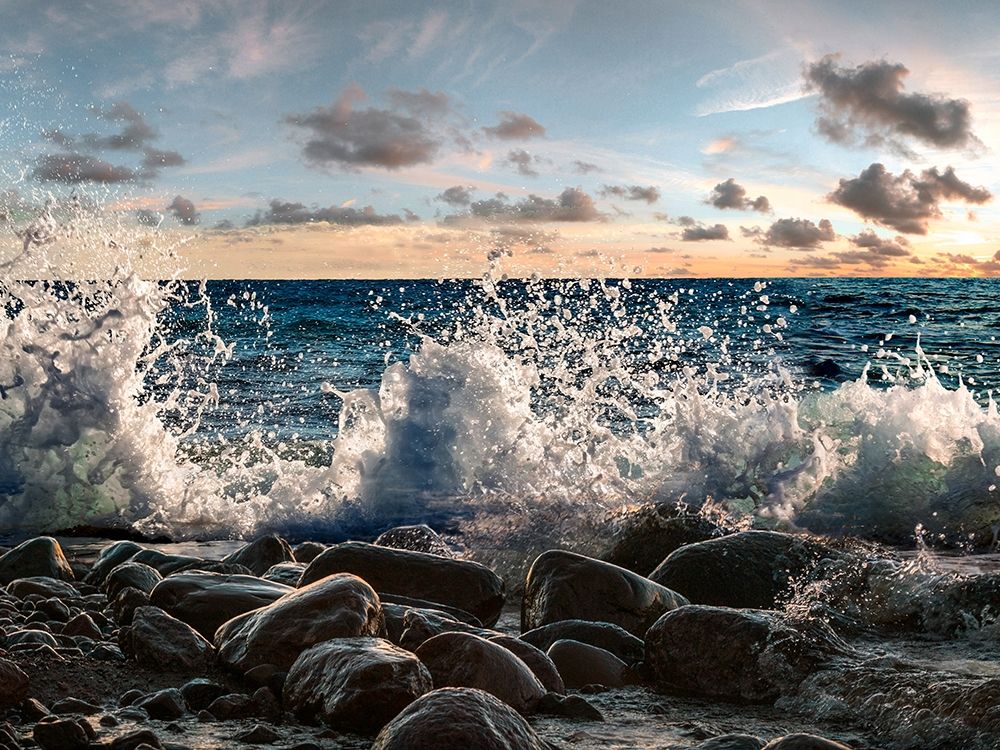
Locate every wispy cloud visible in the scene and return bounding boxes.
[695,47,809,116]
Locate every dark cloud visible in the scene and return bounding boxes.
[285,85,443,170]
[745,217,835,249]
[804,55,978,151]
[446,187,604,224]
[707,178,770,213]
[572,160,601,174]
[82,102,157,150]
[33,153,138,183]
[599,185,660,204]
[436,185,475,206]
[142,148,186,170]
[386,88,451,117]
[849,230,911,257]
[676,217,730,241]
[167,195,200,225]
[828,162,991,234]
[403,208,420,222]
[506,149,539,177]
[248,199,405,226]
[483,111,546,140]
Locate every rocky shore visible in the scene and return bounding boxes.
[0,506,997,749]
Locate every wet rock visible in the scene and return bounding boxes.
[374,524,456,557]
[762,736,850,750]
[693,736,765,750]
[301,541,505,627]
[415,632,545,713]
[522,550,688,637]
[645,605,851,703]
[222,535,295,577]
[150,571,292,639]
[546,639,629,689]
[84,541,145,586]
[489,635,564,693]
[7,629,58,648]
[601,502,725,575]
[398,607,496,651]
[50,697,100,714]
[32,717,89,750]
[91,643,126,661]
[649,531,841,609]
[0,538,73,584]
[22,697,50,721]
[380,594,483,625]
[251,685,281,721]
[179,679,226,712]
[130,550,203,576]
[292,541,326,563]
[104,562,162,599]
[215,573,384,672]
[7,577,78,599]
[36,597,71,621]
[534,692,603,721]
[284,637,432,734]
[111,587,150,625]
[61,612,103,640]
[520,620,645,664]
[0,659,29,708]
[371,687,549,750]
[110,729,164,750]
[127,606,215,671]
[236,723,282,744]
[136,688,186,720]
[206,693,255,720]
[262,562,305,586]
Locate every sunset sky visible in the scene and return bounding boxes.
[3,0,1000,277]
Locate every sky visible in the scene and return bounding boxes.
[3,0,1000,278]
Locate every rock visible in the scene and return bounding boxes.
[130,550,203,576]
[150,572,293,639]
[136,688,186,720]
[0,658,29,708]
[374,524,456,557]
[22,697,50,720]
[50,697,100,714]
[111,587,150,625]
[648,531,841,610]
[215,573,384,672]
[236,724,282,744]
[398,607,496,651]
[7,629,58,648]
[179,679,226,712]
[380,594,483,625]
[489,635,564,693]
[61,613,103,640]
[762,736,851,750]
[300,541,505,627]
[601,502,725,575]
[222,535,295,577]
[252,685,281,721]
[414,632,545,713]
[32,717,89,750]
[104,563,162,599]
[7,577,78,599]
[371,687,549,750]
[694,736,766,750]
[0,538,73,584]
[84,541,144,586]
[292,541,327,563]
[262,562,305,586]
[128,606,214,671]
[645,605,851,703]
[546,639,629,689]
[522,550,688,637]
[284,637,432,734]
[206,693,255,720]
[37,597,71,621]
[534,692,603,721]
[520,620,645,664]
[110,729,164,750]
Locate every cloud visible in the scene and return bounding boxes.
[706,178,770,212]
[167,195,200,225]
[828,162,992,234]
[676,216,730,241]
[599,184,660,204]
[446,187,604,224]
[849,230,911,257]
[82,102,156,150]
[804,55,979,152]
[483,111,546,140]
[247,199,405,226]
[745,217,836,249]
[572,160,601,174]
[33,153,138,183]
[285,85,446,170]
[142,148,186,169]
[506,149,539,177]
[386,88,451,118]
[436,185,475,206]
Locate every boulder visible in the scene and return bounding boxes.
[398,607,496,651]
[150,571,292,638]
[601,502,724,575]
[32,717,89,750]
[135,688,186,720]
[520,620,644,664]
[648,531,841,609]
[0,538,73,584]
[301,541,505,627]
[522,550,687,637]
[127,606,214,671]
[489,635,564,694]
[111,587,149,625]
[222,535,295,577]
[546,639,629,689]
[104,562,162,599]
[84,541,144,586]
[179,678,226,712]
[284,637,432,733]
[61,613,103,640]
[375,524,456,557]
[129,549,203,575]
[7,577,79,599]
[693,736,765,750]
[292,541,327,563]
[215,573,384,672]
[645,605,851,703]
[0,658,29,708]
[262,562,305,587]
[371,687,550,750]
[415,632,545,713]
[762,736,851,750]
